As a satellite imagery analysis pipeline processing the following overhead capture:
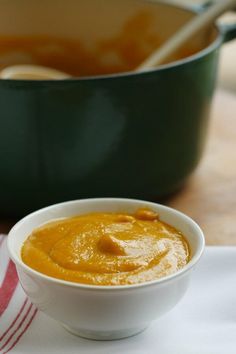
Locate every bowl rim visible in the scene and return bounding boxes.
[0,0,223,84]
[8,198,205,291]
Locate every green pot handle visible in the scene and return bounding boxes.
[189,0,236,43]
[221,23,236,43]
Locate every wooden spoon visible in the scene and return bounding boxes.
[137,0,236,71]
[0,64,71,80]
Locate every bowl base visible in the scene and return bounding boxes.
[62,324,148,340]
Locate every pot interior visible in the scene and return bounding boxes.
[0,0,218,76]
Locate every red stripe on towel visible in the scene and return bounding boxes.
[0,298,28,341]
[2,308,38,354]
[0,261,18,316]
[0,303,33,351]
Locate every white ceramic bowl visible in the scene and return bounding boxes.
[8,198,205,340]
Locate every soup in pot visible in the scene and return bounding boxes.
[0,34,200,77]
[0,1,217,77]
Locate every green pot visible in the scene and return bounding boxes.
[0,0,235,216]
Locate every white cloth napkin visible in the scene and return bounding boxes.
[1,234,236,354]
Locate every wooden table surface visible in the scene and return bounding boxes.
[168,89,236,245]
[1,89,236,245]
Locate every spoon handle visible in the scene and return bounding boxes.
[137,0,236,71]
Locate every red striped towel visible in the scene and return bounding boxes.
[0,235,37,354]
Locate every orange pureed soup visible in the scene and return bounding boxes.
[21,209,190,286]
[0,35,198,77]
[0,11,202,77]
